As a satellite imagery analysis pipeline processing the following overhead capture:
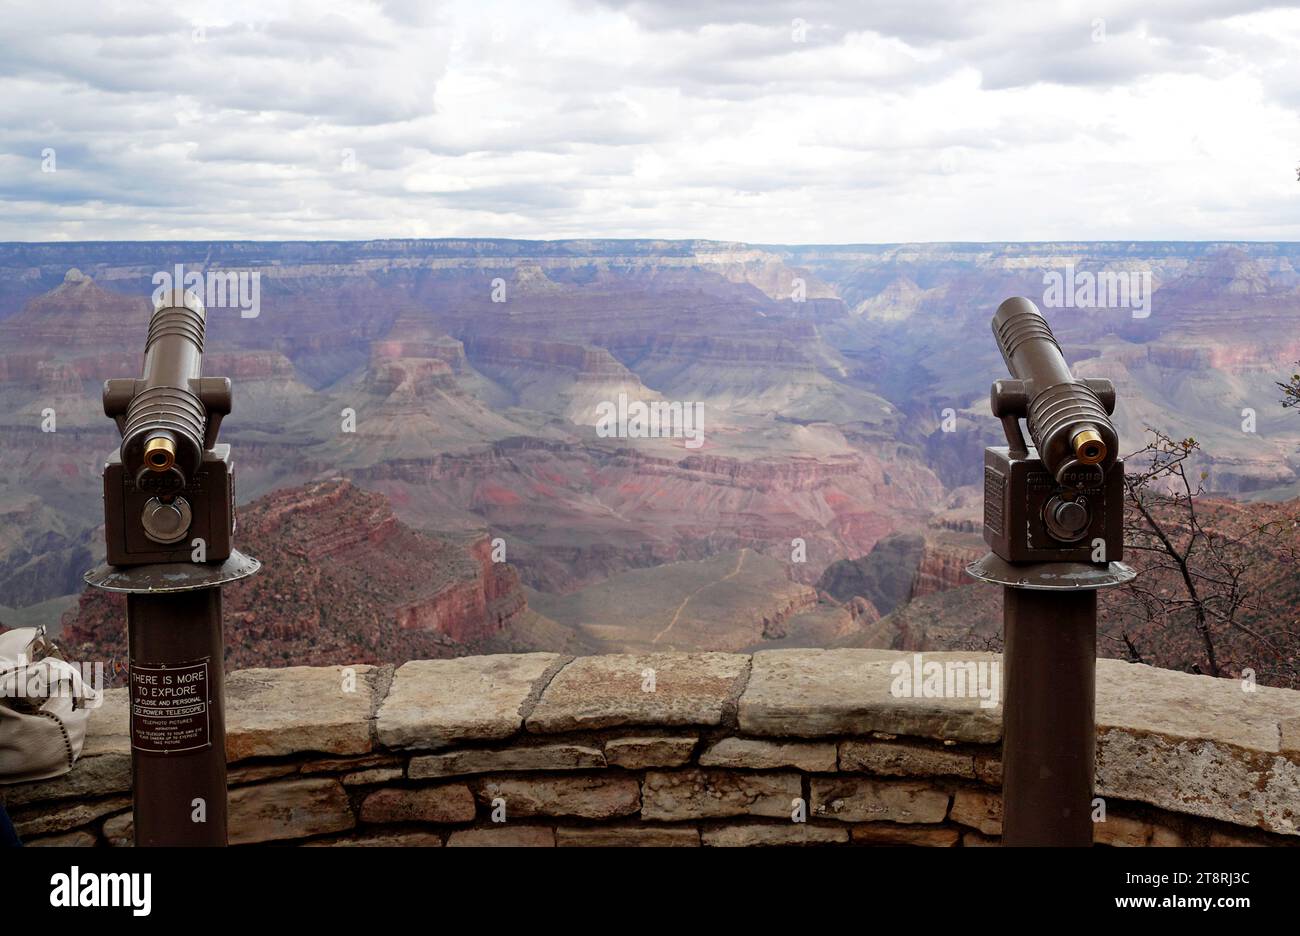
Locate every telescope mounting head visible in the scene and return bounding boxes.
[100,287,237,567]
[982,297,1125,565]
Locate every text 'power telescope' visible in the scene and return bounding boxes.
[101,288,236,566]
[983,297,1123,564]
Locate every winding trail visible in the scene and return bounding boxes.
[651,548,749,647]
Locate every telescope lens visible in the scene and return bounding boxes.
[143,436,176,473]
[1072,429,1106,465]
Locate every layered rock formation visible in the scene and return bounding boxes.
[2,240,1298,673]
[868,494,1300,684]
[59,480,535,674]
[817,527,985,616]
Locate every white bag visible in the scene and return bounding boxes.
[0,626,101,784]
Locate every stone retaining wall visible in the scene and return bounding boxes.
[5,650,1300,846]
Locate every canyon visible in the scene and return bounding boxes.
[59,479,552,677]
[1,240,1297,677]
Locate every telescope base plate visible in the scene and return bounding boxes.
[84,549,260,594]
[965,553,1135,591]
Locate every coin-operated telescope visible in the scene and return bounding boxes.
[85,286,258,847]
[983,296,1124,564]
[967,296,1134,848]
[101,289,235,565]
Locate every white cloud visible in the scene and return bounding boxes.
[1,0,1298,241]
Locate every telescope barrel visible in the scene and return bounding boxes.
[100,283,236,566]
[119,289,208,485]
[991,297,1116,478]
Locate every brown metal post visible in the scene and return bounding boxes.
[1000,586,1097,846]
[127,589,227,847]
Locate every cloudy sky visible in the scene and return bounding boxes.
[2,0,1299,243]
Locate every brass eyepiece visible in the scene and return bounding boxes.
[143,436,176,472]
[1072,428,1106,465]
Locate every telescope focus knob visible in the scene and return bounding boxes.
[141,496,192,545]
[1044,495,1089,542]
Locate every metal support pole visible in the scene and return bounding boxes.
[86,552,258,848]
[1001,586,1097,846]
[127,588,228,847]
